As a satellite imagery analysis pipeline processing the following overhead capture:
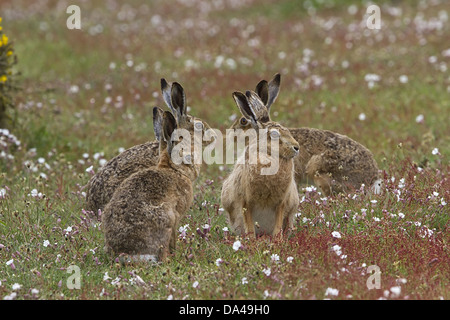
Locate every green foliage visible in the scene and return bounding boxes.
[0,17,18,128]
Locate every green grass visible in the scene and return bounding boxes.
[0,0,449,300]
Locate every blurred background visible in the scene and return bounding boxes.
[0,0,448,170]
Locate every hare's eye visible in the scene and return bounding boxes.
[194,122,203,131]
[270,130,280,139]
[239,117,248,126]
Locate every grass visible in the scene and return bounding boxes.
[0,0,449,300]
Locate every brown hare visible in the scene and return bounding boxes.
[230,73,381,196]
[85,79,210,213]
[221,90,300,237]
[102,82,204,262]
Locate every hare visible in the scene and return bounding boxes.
[221,90,300,237]
[102,82,204,262]
[230,73,381,196]
[85,78,210,213]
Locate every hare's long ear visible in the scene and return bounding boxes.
[152,106,165,142]
[161,78,177,114]
[232,91,258,129]
[171,82,187,124]
[266,73,281,111]
[162,111,177,154]
[255,80,269,106]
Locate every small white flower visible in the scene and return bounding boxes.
[325,287,339,296]
[29,188,43,198]
[85,165,94,173]
[31,288,39,295]
[398,75,408,83]
[398,212,405,219]
[6,259,14,266]
[441,198,447,206]
[332,244,342,256]
[43,240,50,247]
[432,148,439,155]
[103,272,112,281]
[370,200,378,204]
[286,256,294,263]
[390,286,401,298]
[232,240,242,251]
[241,277,248,285]
[12,283,22,291]
[111,277,121,285]
[65,226,73,233]
[262,268,271,277]
[415,114,424,123]
[270,254,280,262]
[215,258,223,267]
[192,281,199,289]
[332,231,342,239]
[358,113,366,121]
[222,226,229,232]
[3,292,17,300]
[167,294,173,300]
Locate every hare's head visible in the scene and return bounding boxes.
[232,89,299,160]
[230,73,280,131]
[153,105,200,180]
[161,78,212,140]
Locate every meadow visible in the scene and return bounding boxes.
[0,0,448,300]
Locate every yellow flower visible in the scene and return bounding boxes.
[0,75,7,83]
[0,17,2,23]
[0,26,3,31]
[7,50,13,56]
[2,34,8,45]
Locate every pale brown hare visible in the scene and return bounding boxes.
[85,79,210,213]
[221,90,300,238]
[102,82,205,262]
[230,73,381,196]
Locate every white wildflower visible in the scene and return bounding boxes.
[332,231,341,239]
[325,287,339,296]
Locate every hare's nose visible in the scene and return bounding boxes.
[293,146,299,153]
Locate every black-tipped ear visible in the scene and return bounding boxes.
[161,78,176,114]
[171,82,187,123]
[267,73,281,110]
[232,91,258,129]
[162,111,177,153]
[255,80,269,106]
[152,106,165,142]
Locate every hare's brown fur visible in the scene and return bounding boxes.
[221,90,300,237]
[85,79,210,213]
[85,141,159,213]
[102,82,208,262]
[102,147,196,261]
[230,73,380,196]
